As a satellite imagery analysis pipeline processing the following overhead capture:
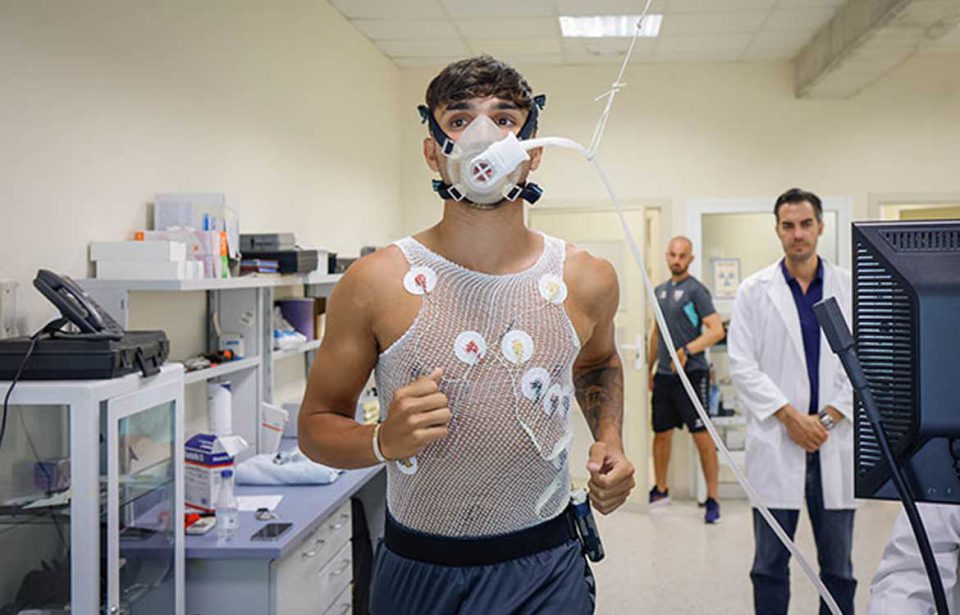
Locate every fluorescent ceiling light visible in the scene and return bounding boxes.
[559,14,663,38]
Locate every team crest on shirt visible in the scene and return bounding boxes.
[673,289,685,301]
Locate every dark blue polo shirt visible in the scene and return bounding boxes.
[781,258,824,414]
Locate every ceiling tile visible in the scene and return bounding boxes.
[739,46,796,60]
[926,22,960,49]
[563,36,659,56]
[497,54,568,66]
[748,29,818,50]
[351,19,461,40]
[775,0,846,6]
[762,6,838,31]
[659,11,770,35]
[468,37,564,56]
[656,46,744,61]
[453,17,561,38]
[557,0,669,16]
[564,50,656,64]
[657,32,754,52]
[378,38,471,57]
[328,0,444,20]
[740,32,814,59]
[393,56,464,69]
[870,26,930,46]
[668,0,776,13]
[441,0,556,18]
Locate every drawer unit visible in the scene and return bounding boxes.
[184,466,386,615]
[316,542,353,614]
[275,501,353,615]
[324,584,353,615]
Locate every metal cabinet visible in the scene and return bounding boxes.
[0,364,184,614]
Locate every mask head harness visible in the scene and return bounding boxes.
[419,94,546,205]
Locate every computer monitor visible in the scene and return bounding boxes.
[853,220,960,502]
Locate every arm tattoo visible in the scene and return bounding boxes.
[574,362,624,439]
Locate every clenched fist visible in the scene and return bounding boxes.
[379,368,452,460]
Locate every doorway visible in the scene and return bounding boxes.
[529,206,655,509]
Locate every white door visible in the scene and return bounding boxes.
[529,207,650,507]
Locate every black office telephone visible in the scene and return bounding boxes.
[33,269,123,339]
[0,270,169,380]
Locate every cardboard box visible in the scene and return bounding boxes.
[90,241,187,262]
[276,299,315,339]
[184,433,248,512]
[141,229,228,279]
[97,260,187,280]
[154,193,239,259]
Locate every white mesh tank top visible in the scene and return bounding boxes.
[375,232,582,538]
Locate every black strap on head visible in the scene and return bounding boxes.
[431,179,465,202]
[418,106,457,156]
[516,182,544,205]
[519,94,547,140]
[418,94,547,154]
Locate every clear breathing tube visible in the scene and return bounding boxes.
[467,6,844,612]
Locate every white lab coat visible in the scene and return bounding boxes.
[728,258,856,510]
[870,504,960,614]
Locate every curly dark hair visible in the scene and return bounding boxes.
[425,55,534,114]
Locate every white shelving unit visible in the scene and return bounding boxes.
[183,356,261,385]
[79,273,341,293]
[273,338,324,361]
[711,415,746,428]
[690,341,748,502]
[79,273,339,453]
[720,449,746,467]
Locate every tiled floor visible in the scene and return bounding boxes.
[590,497,902,614]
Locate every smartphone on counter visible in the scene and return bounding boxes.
[251,522,292,541]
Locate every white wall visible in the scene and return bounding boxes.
[0,2,401,603]
[399,53,960,238]
[0,0,403,334]
[700,210,838,297]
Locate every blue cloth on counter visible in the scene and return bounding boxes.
[236,450,342,485]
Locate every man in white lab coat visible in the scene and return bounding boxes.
[728,188,856,615]
[870,503,960,614]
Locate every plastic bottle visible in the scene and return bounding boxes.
[215,469,239,544]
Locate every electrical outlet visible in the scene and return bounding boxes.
[0,281,19,339]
